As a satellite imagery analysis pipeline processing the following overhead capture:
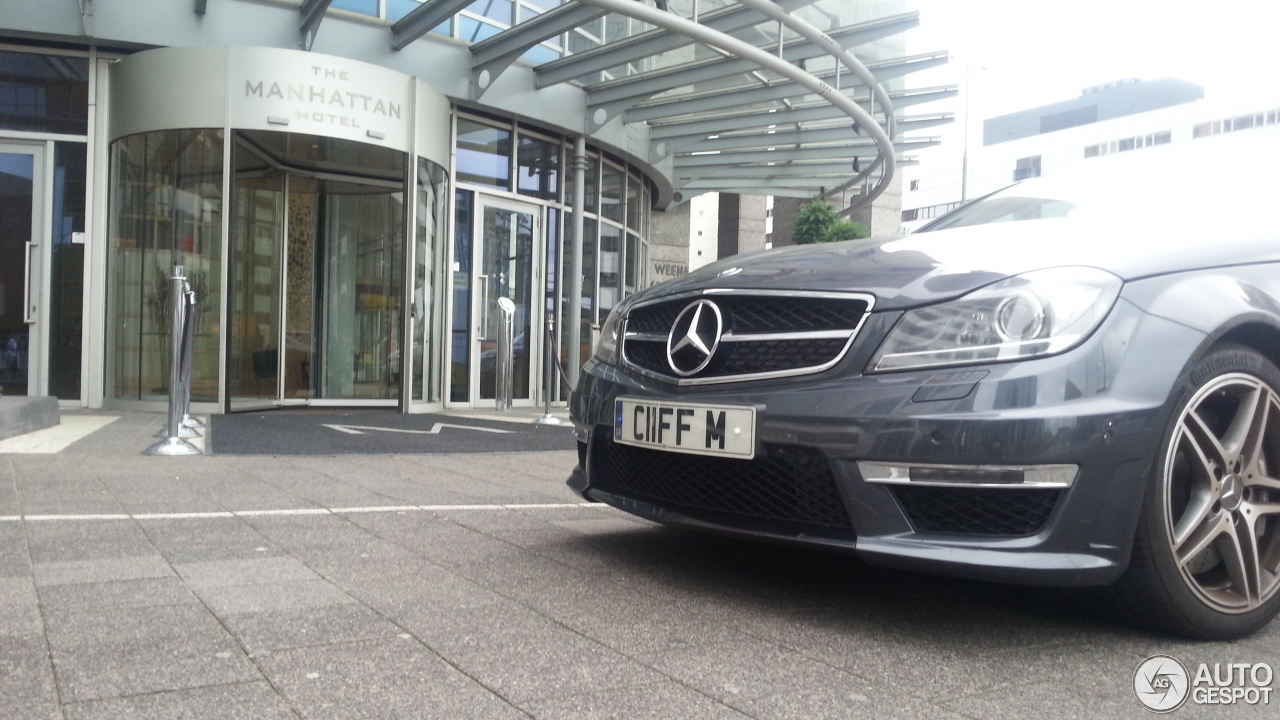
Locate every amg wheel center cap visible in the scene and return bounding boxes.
[1220,474,1244,512]
[666,299,723,377]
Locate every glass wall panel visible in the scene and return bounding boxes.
[413,158,449,403]
[460,17,503,43]
[625,174,640,231]
[468,0,514,23]
[517,135,560,200]
[331,0,378,16]
[598,222,621,317]
[0,51,90,135]
[624,232,638,294]
[456,119,511,189]
[584,156,599,214]
[600,164,623,223]
[50,142,86,400]
[107,130,223,402]
[450,189,474,401]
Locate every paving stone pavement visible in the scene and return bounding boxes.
[1,410,1277,719]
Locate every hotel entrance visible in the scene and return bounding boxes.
[226,130,406,410]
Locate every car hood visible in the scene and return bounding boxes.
[642,217,1279,311]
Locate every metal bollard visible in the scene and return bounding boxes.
[495,297,516,411]
[533,317,563,426]
[144,265,202,456]
[179,285,205,430]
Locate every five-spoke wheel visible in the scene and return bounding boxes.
[1114,345,1280,639]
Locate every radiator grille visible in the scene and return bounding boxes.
[622,292,871,385]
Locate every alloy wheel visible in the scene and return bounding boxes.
[1165,372,1280,613]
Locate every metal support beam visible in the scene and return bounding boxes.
[626,52,947,123]
[585,19,907,120]
[471,3,606,97]
[676,144,888,169]
[567,137,587,391]
[578,0,898,205]
[651,104,850,141]
[680,142,942,181]
[663,112,952,155]
[299,0,333,51]
[535,0,827,87]
[678,161,899,181]
[392,0,472,51]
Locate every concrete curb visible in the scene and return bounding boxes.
[0,396,60,441]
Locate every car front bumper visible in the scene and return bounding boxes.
[567,301,1207,587]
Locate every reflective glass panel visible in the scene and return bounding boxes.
[456,119,511,189]
[450,190,474,402]
[600,164,623,223]
[107,130,224,403]
[0,51,89,135]
[50,143,87,400]
[517,135,560,200]
[468,0,513,24]
[413,158,449,403]
[0,151,34,396]
[331,0,378,16]
[598,222,621,316]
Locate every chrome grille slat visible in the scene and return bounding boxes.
[621,290,874,385]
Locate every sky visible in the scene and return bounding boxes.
[909,0,1280,117]
[896,0,1280,179]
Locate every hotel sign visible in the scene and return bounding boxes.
[229,48,413,151]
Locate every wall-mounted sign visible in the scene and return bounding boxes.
[229,48,413,150]
[111,46,432,156]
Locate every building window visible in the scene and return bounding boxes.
[1013,156,1041,182]
[1040,106,1097,134]
[0,50,90,135]
[456,118,512,189]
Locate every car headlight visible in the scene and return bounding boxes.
[869,266,1122,372]
[592,303,628,364]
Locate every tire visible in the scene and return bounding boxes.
[1110,344,1280,640]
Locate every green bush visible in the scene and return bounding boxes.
[792,197,867,244]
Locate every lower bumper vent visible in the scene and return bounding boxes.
[590,429,852,528]
[890,485,1062,536]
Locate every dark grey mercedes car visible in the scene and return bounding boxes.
[566,148,1280,640]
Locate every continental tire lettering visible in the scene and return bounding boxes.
[1192,352,1262,386]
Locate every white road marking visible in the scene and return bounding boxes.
[322,422,514,435]
[0,415,119,454]
[0,502,607,523]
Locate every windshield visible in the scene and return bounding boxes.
[919,194,1078,231]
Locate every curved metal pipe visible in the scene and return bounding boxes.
[730,0,896,212]
[575,0,898,211]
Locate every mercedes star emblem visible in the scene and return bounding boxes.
[666,299,723,376]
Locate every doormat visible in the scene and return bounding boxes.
[209,409,576,455]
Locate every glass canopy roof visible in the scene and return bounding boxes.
[295,0,953,207]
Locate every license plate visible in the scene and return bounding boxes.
[614,397,756,459]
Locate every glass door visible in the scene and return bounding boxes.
[227,143,285,411]
[472,197,541,406]
[0,143,45,397]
